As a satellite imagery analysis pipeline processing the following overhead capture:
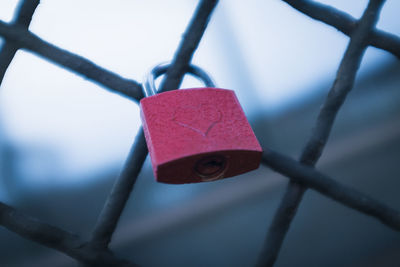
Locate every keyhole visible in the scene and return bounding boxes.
[194,155,227,181]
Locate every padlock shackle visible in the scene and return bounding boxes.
[143,62,216,97]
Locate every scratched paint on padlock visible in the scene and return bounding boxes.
[172,103,222,137]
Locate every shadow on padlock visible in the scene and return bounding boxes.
[140,62,263,184]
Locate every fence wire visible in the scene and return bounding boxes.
[0,0,399,266]
[258,0,388,265]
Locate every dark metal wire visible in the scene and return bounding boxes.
[0,0,219,265]
[282,0,400,59]
[89,0,219,252]
[0,1,399,98]
[0,0,399,266]
[261,150,400,231]
[0,0,39,86]
[257,0,388,266]
[0,21,144,101]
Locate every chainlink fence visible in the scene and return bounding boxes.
[0,0,399,266]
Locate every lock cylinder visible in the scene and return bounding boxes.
[194,155,227,181]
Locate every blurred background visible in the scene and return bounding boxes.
[0,0,400,266]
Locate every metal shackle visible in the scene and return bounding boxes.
[143,62,216,97]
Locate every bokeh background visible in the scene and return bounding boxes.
[0,0,400,266]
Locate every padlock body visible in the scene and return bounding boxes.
[140,88,262,184]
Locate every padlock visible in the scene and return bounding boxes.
[140,63,262,184]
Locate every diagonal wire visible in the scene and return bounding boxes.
[0,0,40,86]
[0,21,143,101]
[0,0,399,265]
[0,200,136,266]
[0,1,399,98]
[0,3,398,233]
[89,129,147,250]
[0,0,135,265]
[261,150,400,231]
[2,147,400,266]
[281,0,400,59]
[257,0,387,266]
[90,0,219,250]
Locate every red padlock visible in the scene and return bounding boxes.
[140,63,262,184]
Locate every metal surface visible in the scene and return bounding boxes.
[140,87,262,184]
[1,0,400,266]
[143,62,216,97]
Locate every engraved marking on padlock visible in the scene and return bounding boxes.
[194,154,228,181]
[142,62,260,183]
[172,103,222,137]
